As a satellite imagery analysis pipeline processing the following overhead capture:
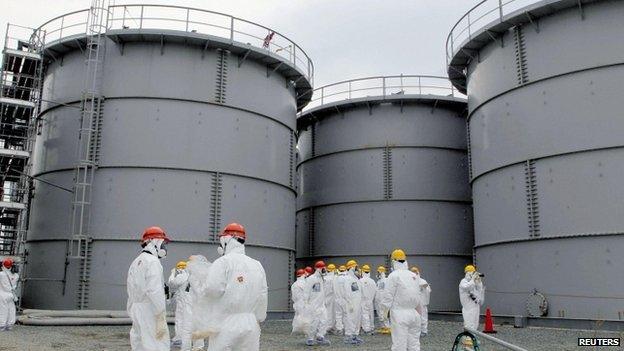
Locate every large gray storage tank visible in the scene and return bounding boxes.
[24,5,313,311]
[296,75,472,311]
[447,0,624,319]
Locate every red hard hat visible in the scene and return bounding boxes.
[219,222,246,240]
[296,269,306,277]
[304,266,313,275]
[141,226,170,243]
[314,260,326,270]
[2,258,13,269]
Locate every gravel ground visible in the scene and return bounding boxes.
[0,320,622,351]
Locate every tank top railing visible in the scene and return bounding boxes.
[446,0,541,64]
[34,4,314,85]
[302,75,463,111]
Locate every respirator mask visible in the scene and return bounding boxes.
[217,235,232,256]
[145,239,167,259]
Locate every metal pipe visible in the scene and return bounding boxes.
[464,327,529,351]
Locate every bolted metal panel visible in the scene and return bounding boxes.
[24,239,293,311]
[450,0,624,320]
[26,18,311,310]
[297,86,471,311]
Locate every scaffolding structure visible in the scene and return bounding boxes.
[0,23,44,300]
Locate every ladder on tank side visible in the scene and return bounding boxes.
[0,23,45,307]
[67,0,111,310]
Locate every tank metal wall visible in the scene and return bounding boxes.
[297,99,472,311]
[24,35,304,311]
[460,0,624,319]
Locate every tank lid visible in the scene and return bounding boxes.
[35,4,314,110]
[297,75,466,131]
[446,0,600,94]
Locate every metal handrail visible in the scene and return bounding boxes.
[446,0,540,65]
[33,4,314,84]
[303,75,463,111]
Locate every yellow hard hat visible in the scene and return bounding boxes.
[377,266,386,273]
[464,264,476,273]
[176,261,187,269]
[410,266,420,274]
[362,264,371,273]
[346,259,358,269]
[327,263,336,272]
[391,249,406,261]
[338,265,347,272]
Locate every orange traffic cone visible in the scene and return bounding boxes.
[483,307,497,333]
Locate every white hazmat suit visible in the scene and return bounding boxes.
[186,255,211,350]
[303,269,330,345]
[323,270,336,333]
[459,272,485,330]
[0,266,18,330]
[359,271,377,333]
[375,272,391,330]
[333,270,347,334]
[291,274,308,333]
[380,260,422,351]
[127,249,170,351]
[200,236,268,351]
[334,268,363,344]
[414,273,431,335]
[168,268,195,350]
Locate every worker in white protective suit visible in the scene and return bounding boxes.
[333,265,347,335]
[168,261,195,350]
[334,260,363,345]
[359,264,377,335]
[302,260,330,346]
[127,226,171,351]
[0,258,18,331]
[375,266,391,334]
[186,255,211,351]
[380,249,422,351]
[291,268,308,334]
[198,222,268,351]
[459,265,485,331]
[323,263,337,334]
[410,266,431,337]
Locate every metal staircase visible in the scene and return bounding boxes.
[68,0,110,309]
[0,23,44,305]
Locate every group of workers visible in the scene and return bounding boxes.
[291,250,485,351]
[127,223,268,351]
[0,221,485,351]
[290,249,432,350]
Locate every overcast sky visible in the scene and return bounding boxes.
[1,0,482,88]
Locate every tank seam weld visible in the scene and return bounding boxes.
[297,198,472,212]
[26,237,296,251]
[474,231,624,248]
[469,144,624,184]
[466,61,624,123]
[296,145,467,169]
[32,166,296,194]
[37,96,295,132]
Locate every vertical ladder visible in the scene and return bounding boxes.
[68,0,110,310]
[0,23,44,308]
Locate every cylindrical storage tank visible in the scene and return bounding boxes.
[296,76,472,311]
[25,5,313,311]
[447,0,624,319]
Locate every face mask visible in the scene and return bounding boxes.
[155,239,167,259]
[217,236,232,256]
